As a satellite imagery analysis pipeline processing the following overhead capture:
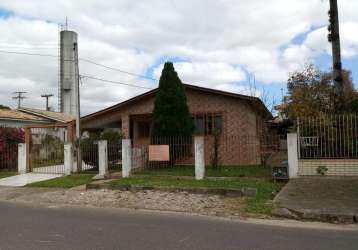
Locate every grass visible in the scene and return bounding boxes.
[0,171,17,179]
[136,165,271,178]
[26,174,95,188]
[109,175,284,215]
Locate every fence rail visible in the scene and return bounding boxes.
[298,114,358,159]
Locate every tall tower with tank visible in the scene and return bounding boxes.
[59,28,79,118]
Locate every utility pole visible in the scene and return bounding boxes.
[74,42,82,172]
[12,91,27,109]
[41,94,53,111]
[328,0,343,110]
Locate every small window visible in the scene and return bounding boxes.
[214,114,222,133]
[194,115,205,135]
[137,122,150,138]
[193,113,222,135]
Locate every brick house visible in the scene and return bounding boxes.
[81,84,272,165]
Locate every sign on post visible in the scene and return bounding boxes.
[148,145,170,161]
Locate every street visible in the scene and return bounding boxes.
[0,202,357,250]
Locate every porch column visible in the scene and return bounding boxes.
[287,133,299,178]
[122,139,132,178]
[121,115,130,138]
[195,136,205,180]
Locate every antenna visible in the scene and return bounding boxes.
[65,16,68,30]
[41,94,54,111]
[12,91,27,109]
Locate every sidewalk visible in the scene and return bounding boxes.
[273,177,358,223]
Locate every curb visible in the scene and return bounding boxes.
[272,206,358,224]
[86,183,257,197]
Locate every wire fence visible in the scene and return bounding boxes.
[298,114,358,159]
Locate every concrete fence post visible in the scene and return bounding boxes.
[122,139,132,178]
[18,143,27,174]
[64,143,73,176]
[195,136,205,180]
[287,133,299,178]
[94,140,109,180]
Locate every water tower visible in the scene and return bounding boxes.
[59,29,79,117]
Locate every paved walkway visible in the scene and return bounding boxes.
[0,173,62,187]
[32,161,95,174]
[274,177,358,223]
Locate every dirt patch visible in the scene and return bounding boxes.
[0,187,244,218]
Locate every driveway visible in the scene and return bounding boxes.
[273,177,358,223]
[0,201,357,250]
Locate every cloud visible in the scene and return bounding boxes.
[0,0,356,114]
[154,62,246,87]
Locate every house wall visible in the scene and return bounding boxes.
[298,159,358,176]
[82,87,267,165]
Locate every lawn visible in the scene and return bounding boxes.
[110,175,284,215]
[0,171,17,179]
[135,165,271,178]
[27,174,95,188]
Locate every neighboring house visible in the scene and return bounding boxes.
[0,107,74,127]
[81,84,273,165]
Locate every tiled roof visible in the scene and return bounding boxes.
[0,109,48,122]
[18,108,75,123]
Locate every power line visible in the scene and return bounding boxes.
[80,75,153,90]
[0,50,58,58]
[12,91,27,109]
[79,58,157,81]
[0,49,157,81]
[41,94,54,111]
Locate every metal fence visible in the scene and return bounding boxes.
[30,127,65,174]
[0,126,24,170]
[108,143,122,170]
[298,114,358,159]
[204,134,283,166]
[81,142,98,171]
[131,136,194,172]
[0,143,18,170]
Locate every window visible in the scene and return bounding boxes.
[137,121,150,138]
[193,113,223,135]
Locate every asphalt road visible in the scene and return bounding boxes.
[0,202,357,250]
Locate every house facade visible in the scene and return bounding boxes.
[81,84,272,165]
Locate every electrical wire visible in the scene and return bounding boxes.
[79,58,157,81]
[0,50,58,58]
[80,75,153,90]
[0,49,157,81]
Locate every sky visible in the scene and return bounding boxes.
[0,0,357,115]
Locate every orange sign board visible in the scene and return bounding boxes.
[148,145,170,161]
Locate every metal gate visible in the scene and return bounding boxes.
[29,127,66,174]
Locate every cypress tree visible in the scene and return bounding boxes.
[151,62,194,138]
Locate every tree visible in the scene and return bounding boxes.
[151,62,194,137]
[0,104,10,110]
[286,64,357,119]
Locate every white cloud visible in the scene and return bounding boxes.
[154,62,246,87]
[0,0,356,114]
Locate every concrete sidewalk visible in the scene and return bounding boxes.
[273,177,358,223]
[0,173,62,187]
